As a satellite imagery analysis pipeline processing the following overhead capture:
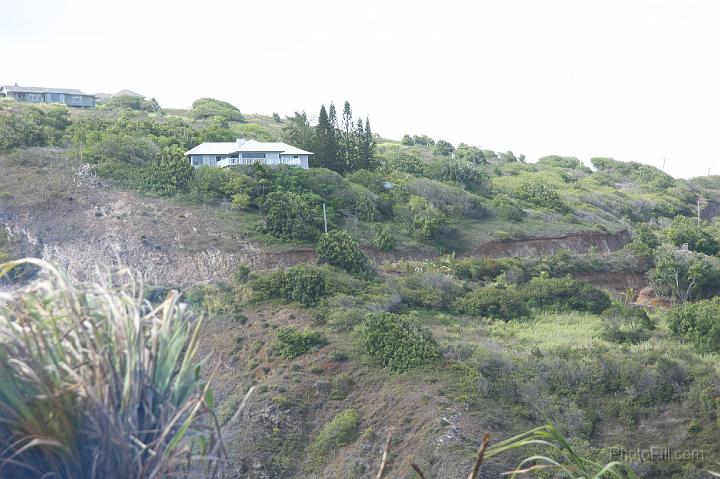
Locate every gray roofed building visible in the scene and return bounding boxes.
[0,84,96,108]
[185,138,313,169]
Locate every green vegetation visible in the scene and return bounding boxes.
[522,276,611,314]
[455,286,529,320]
[190,97,243,121]
[275,327,328,359]
[316,229,369,274]
[250,264,328,306]
[667,298,720,352]
[357,312,439,372]
[308,409,360,465]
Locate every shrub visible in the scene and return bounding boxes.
[398,272,464,310]
[514,182,570,214]
[406,178,487,218]
[308,409,360,465]
[84,133,160,165]
[191,97,243,122]
[394,195,446,239]
[491,194,526,221]
[433,139,454,156]
[401,134,414,146]
[601,303,654,344]
[664,215,720,255]
[667,298,720,353]
[454,286,529,321]
[260,190,325,240]
[427,158,491,195]
[452,257,523,282]
[275,327,328,359]
[372,225,397,252]
[521,277,611,314]
[0,259,230,479]
[144,145,194,196]
[316,230,368,274]
[249,264,328,306]
[357,312,439,372]
[0,105,70,149]
[378,147,425,175]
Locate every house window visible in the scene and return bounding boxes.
[192,156,202,166]
[216,156,222,162]
[27,93,42,102]
[71,95,83,103]
[294,155,299,159]
[241,152,266,159]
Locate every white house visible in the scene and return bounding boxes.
[185,139,312,169]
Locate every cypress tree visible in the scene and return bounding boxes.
[340,101,354,172]
[364,117,376,170]
[313,104,339,171]
[353,117,365,171]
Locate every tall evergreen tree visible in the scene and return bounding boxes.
[363,117,376,170]
[340,101,354,171]
[313,105,339,171]
[353,117,365,171]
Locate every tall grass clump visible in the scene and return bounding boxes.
[0,258,246,479]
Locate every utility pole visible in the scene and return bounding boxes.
[322,203,328,234]
[660,157,670,173]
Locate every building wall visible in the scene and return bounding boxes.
[2,91,95,108]
[191,152,310,169]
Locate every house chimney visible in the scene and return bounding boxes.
[236,138,246,147]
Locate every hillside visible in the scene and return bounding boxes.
[3,98,720,478]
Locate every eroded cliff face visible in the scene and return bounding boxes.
[0,166,313,285]
[464,229,632,258]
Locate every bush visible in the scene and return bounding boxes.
[378,146,426,175]
[427,158,491,195]
[0,105,70,149]
[406,178,487,218]
[0,260,227,479]
[514,182,571,214]
[372,225,397,252]
[491,194,526,221]
[249,264,328,306]
[452,257,523,282]
[357,312,439,372]
[433,139,454,156]
[521,277,611,314]
[401,134,414,146]
[308,409,360,465]
[667,298,720,353]
[394,195,446,239]
[601,303,654,344]
[191,97,243,122]
[275,327,328,359]
[143,145,194,196]
[260,190,326,240]
[316,230,369,275]
[454,286,529,321]
[399,272,464,310]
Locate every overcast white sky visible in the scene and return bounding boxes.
[2,0,718,178]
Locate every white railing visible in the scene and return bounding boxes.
[217,158,303,168]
